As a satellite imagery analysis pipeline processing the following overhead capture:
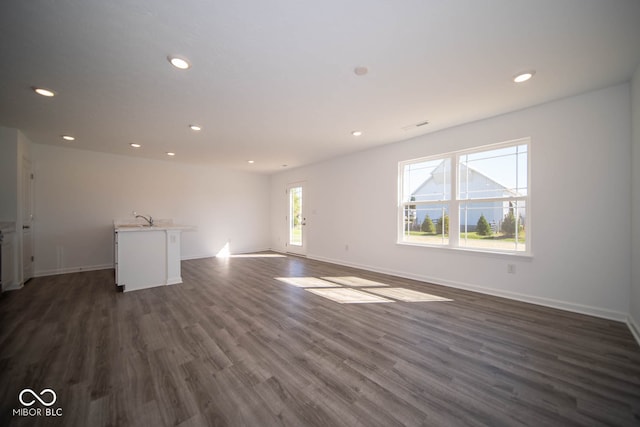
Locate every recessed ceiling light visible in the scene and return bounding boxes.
[352,130,363,137]
[247,160,255,164]
[168,56,191,70]
[130,143,141,148]
[166,152,176,156]
[61,135,75,141]
[189,124,202,131]
[513,71,535,83]
[33,87,55,97]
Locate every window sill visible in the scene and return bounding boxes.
[396,241,533,260]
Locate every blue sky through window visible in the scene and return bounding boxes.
[403,143,528,198]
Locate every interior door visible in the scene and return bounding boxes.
[22,156,34,282]
[286,183,306,255]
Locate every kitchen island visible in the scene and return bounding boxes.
[114,220,195,292]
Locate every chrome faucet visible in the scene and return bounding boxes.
[134,213,153,226]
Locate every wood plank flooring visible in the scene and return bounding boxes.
[1,253,639,426]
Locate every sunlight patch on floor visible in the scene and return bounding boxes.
[305,288,393,304]
[362,287,453,302]
[275,277,341,288]
[275,275,453,305]
[321,276,389,287]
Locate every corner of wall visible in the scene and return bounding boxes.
[630,62,640,341]
[628,315,640,348]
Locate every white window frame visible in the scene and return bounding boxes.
[398,138,531,256]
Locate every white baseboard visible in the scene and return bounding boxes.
[33,263,113,278]
[306,253,628,323]
[628,315,640,348]
[2,282,23,291]
[182,253,216,261]
[182,247,272,261]
[27,249,634,331]
[31,246,273,277]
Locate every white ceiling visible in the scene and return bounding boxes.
[1,0,639,173]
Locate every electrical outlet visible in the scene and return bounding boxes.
[507,264,516,274]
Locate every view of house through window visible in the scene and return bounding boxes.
[399,139,529,253]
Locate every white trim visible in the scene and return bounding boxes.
[182,247,272,261]
[2,282,23,291]
[286,181,307,256]
[398,137,531,256]
[182,253,217,261]
[30,246,274,278]
[25,248,637,337]
[627,315,640,347]
[395,241,533,259]
[305,253,627,322]
[34,263,113,277]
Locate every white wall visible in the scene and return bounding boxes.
[0,127,19,221]
[32,144,270,276]
[270,84,632,320]
[631,64,640,337]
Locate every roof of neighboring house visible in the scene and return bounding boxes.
[411,160,522,199]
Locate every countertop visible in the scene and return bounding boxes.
[114,224,196,232]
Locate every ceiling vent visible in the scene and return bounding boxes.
[402,120,429,131]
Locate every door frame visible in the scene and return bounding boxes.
[21,155,34,283]
[285,182,306,256]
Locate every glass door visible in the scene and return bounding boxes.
[287,183,306,255]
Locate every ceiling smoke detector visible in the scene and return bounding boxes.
[354,66,368,76]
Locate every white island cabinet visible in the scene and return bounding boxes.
[114,221,195,292]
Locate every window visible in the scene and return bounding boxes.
[399,138,529,254]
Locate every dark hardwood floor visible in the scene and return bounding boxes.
[1,253,639,426]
